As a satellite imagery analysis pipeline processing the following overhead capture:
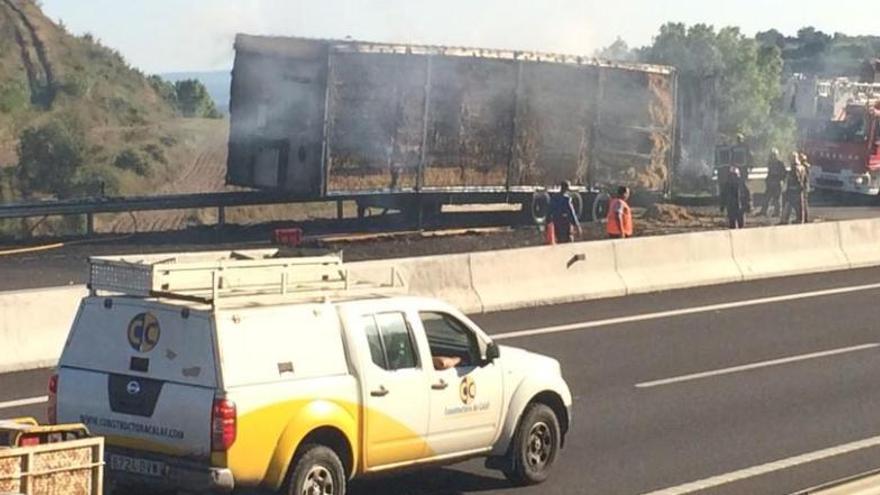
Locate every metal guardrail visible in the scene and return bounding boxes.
[0,187,555,222]
[0,190,321,220]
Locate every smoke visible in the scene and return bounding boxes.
[164,0,604,71]
[228,34,675,193]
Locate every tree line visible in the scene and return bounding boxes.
[598,24,880,160]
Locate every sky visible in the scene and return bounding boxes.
[41,0,878,74]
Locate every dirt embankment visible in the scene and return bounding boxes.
[103,120,229,232]
[304,204,800,261]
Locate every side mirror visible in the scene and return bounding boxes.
[484,341,501,365]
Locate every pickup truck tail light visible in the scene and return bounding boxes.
[211,398,236,452]
[47,374,58,425]
[19,435,40,447]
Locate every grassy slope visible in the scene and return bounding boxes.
[0,0,227,202]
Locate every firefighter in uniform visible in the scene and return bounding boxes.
[731,133,753,211]
[723,165,748,229]
[760,148,786,217]
[799,152,812,222]
[780,153,808,224]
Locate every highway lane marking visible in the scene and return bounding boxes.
[0,395,48,410]
[635,343,880,388]
[492,281,880,340]
[641,434,880,494]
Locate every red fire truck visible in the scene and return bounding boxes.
[801,80,880,195]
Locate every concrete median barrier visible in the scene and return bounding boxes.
[837,218,880,268]
[613,230,742,294]
[470,241,626,312]
[347,254,484,314]
[731,222,851,280]
[0,285,86,373]
[5,218,880,373]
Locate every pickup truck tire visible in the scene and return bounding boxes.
[285,444,347,495]
[502,403,561,486]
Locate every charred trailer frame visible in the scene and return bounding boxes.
[226,35,678,222]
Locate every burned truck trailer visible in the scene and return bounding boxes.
[227,34,678,221]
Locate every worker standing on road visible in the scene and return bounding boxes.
[731,133,754,212]
[723,165,748,229]
[549,181,582,243]
[780,153,808,224]
[731,133,754,180]
[799,152,812,222]
[606,186,633,239]
[760,148,786,217]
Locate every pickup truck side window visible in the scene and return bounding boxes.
[361,315,388,369]
[362,313,420,371]
[419,312,479,370]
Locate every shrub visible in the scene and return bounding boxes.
[113,148,150,176]
[16,121,86,198]
[0,81,29,114]
[143,143,167,164]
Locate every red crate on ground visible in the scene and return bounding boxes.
[273,228,302,247]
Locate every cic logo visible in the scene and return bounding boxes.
[127,313,160,353]
[459,376,477,405]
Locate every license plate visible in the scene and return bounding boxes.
[109,454,167,478]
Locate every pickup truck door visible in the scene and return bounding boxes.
[358,312,431,469]
[416,311,504,456]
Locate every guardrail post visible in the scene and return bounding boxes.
[218,206,226,227]
[86,213,95,236]
[336,200,344,220]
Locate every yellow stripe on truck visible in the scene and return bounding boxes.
[221,398,435,490]
[363,403,431,468]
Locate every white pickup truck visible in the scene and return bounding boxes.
[52,251,572,494]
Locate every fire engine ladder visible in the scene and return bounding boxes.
[87,249,404,305]
[819,79,880,106]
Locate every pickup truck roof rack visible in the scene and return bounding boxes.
[87,249,404,306]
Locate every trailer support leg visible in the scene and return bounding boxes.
[86,213,95,236]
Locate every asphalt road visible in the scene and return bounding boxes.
[5,267,880,494]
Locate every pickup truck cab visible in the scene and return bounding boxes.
[52,251,572,494]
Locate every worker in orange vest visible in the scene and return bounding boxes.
[606,186,633,239]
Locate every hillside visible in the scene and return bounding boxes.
[757,28,880,78]
[0,0,226,207]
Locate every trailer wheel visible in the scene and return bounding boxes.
[592,192,610,223]
[530,192,551,224]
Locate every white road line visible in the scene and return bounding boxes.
[642,434,880,494]
[492,281,880,341]
[0,395,48,410]
[635,343,880,388]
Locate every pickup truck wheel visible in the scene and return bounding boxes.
[503,403,560,486]
[285,444,347,495]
